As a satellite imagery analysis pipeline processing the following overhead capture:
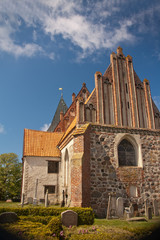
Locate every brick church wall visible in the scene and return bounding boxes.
[89,124,160,218]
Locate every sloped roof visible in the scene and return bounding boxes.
[23,129,64,157]
[58,117,77,145]
[48,96,68,132]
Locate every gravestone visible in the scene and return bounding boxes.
[45,190,48,207]
[33,179,38,206]
[27,197,33,204]
[153,199,159,216]
[107,193,117,219]
[0,212,19,224]
[129,204,134,218]
[147,207,152,220]
[6,199,12,203]
[61,210,78,227]
[145,199,149,217]
[116,197,124,218]
[21,193,25,207]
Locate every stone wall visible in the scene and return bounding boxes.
[89,124,160,218]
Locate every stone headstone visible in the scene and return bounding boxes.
[0,212,19,224]
[61,210,78,227]
[27,197,33,204]
[45,190,48,207]
[116,197,124,218]
[147,207,152,220]
[6,199,12,203]
[145,199,149,217]
[107,193,117,219]
[125,207,131,219]
[129,204,134,218]
[153,199,159,216]
[33,198,38,206]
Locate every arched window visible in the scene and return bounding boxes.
[118,139,136,166]
[64,149,69,186]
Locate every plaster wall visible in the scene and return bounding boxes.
[22,156,60,204]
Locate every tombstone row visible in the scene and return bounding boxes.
[107,194,159,219]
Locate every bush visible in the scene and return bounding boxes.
[20,215,52,225]
[70,207,94,225]
[0,207,94,225]
[47,216,62,237]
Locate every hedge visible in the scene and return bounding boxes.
[0,207,94,225]
[47,216,62,237]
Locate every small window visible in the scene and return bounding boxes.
[48,161,59,173]
[44,185,55,194]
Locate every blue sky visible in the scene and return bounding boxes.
[0,0,160,160]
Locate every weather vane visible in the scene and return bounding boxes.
[59,88,63,97]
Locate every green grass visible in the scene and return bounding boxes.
[0,201,21,208]
[0,202,160,240]
[1,217,160,240]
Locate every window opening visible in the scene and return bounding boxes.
[48,161,59,173]
[118,139,136,166]
[44,185,55,194]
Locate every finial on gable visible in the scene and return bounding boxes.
[117,46,123,55]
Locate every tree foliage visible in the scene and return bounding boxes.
[0,153,22,201]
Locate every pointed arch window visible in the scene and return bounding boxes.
[118,139,136,166]
[64,149,69,186]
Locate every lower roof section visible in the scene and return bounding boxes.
[23,129,64,157]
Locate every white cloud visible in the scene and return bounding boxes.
[153,96,160,111]
[0,0,159,59]
[40,123,51,131]
[0,123,5,134]
[0,25,43,57]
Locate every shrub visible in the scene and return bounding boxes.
[47,216,62,237]
[0,206,94,225]
[20,215,52,225]
[70,207,94,225]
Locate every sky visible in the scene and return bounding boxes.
[0,0,160,161]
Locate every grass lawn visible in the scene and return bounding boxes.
[0,201,21,208]
[1,217,160,240]
[0,202,160,240]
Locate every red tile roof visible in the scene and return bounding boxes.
[23,129,64,157]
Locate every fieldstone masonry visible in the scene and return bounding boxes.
[90,125,160,218]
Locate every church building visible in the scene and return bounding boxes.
[22,47,160,217]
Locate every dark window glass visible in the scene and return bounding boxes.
[48,161,59,173]
[118,139,136,166]
[44,185,55,194]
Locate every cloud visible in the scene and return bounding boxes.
[0,25,43,57]
[0,123,5,134]
[40,123,51,131]
[153,96,160,111]
[0,0,160,59]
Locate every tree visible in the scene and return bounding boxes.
[0,153,22,201]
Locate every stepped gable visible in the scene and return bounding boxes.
[48,96,68,132]
[54,83,90,133]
